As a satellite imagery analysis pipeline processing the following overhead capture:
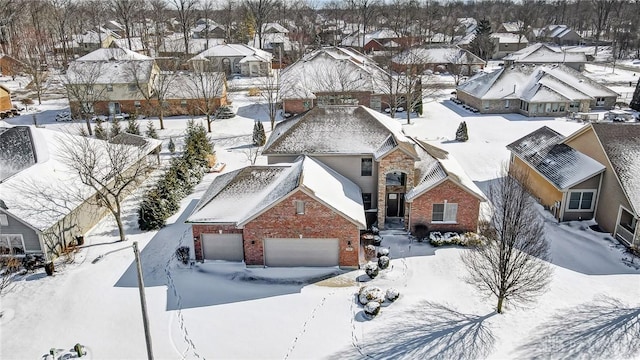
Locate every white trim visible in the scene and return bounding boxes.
[565,189,597,212]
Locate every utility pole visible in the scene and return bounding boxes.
[133,242,154,360]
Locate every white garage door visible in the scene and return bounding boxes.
[201,233,244,261]
[264,238,339,267]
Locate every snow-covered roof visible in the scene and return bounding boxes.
[263,105,414,157]
[406,139,486,201]
[160,35,226,55]
[249,33,298,52]
[500,21,523,33]
[262,22,289,34]
[0,126,155,231]
[76,48,151,61]
[67,58,155,85]
[392,45,485,65]
[503,43,586,63]
[189,44,272,62]
[0,126,36,182]
[187,156,366,228]
[112,37,146,52]
[164,72,226,100]
[589,123,640,214]
[457,64,618,102]
[279,47,389,99]
[507,126,605,191]
[544,25,577,39]
[340,29,402,47]
[491,33,528,44]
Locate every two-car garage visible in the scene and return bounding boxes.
[263,238,340,267]
[201,234,340,267]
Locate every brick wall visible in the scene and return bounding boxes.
[377,149,416,229]
[409,179,480,233]
[191,224,243,261]
[70,97,227,118]
[243,190,361,268]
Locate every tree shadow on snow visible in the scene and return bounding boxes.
[515,296,640,359]
[332,301,496,359]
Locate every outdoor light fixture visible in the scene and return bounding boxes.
[92,242,153,360]
[299,234,303,239]
[218,229,223,234]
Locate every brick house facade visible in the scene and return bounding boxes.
[408,179,481,233]
[377,148,416,228]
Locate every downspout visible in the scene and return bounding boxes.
[593,172,604,221]
[407,201,412,234]
[559,191,567,221]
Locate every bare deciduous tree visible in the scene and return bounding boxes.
[170,0,199,56]
[111,0,144,51]
[260,70,280,130]
[462,166,552,314]
[182,68,226,132]
[57,134,154,242]
[65,62,107,136]
[244,0,279,49]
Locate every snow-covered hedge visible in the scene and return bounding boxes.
[378,256,390,270]
[386,288,400,302]
[429,231,485,247]
[376,247,390,258]
[364,301,381,318]
[364,261,379,279]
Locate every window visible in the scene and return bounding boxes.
[181,100,188,108]
[505,99,510,108]
[106,84,113,92]
[295,200,305,215]
[361,158,373,176]
[566,190,596,211]
[128,84,137,92]
[362,193,372,210]
[0,214,7,226]
[432,202,458,222]
[596,97,605,106]
[0,234,25,255]
[134,101,141,108]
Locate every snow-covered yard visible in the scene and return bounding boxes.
[2,92,640,359]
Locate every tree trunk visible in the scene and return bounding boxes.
[207,114,212,132]
[497,296,504,313]
[115,209,126,242]
[159,108,165,130]
[84,118,93,136]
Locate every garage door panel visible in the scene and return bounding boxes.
[264,238,339,267]
[202,233,244,261]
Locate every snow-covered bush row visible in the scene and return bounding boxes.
[386,288,400,302]
[364,261,379,279]
[429,231,485,247]
[364,301,381,318]
[358,286,401,319]
[378,256,390,270]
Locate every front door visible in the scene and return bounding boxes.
[386,193,405,217]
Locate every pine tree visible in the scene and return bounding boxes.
[631,78,640,112]
[94,119,107,140]
[456,121,469,142]
[168,137,176,154]
[110,117,122,138]
[470,19,493,60]
[138,189,167,230]
[126,117,141,135]
[184,120,213,167]
[253,121,266,146]
[78,126,88,137]
[145,120,159,139]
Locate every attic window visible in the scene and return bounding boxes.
[0,214,7,226]
[295,200,305,215]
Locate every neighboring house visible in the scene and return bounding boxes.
[456,64,618,116]
[188,44,273,76]
[161,72,228,116]
[0,125,161,260]
[187,156,366,268]
[74,29,118,54]
[262,105,485,233]
[531,25,582,46]
[341,29,403,49]
[159,34,226,57]
[103,20,126,37]
[191,19,226,39]
[496,21,524,34]
[111,37,148,56]
[279,47,391,114]
[0,85,12,112]
[0,55,24,77]
[490,33,529,59]
[502,43,587,71]
[507,123,640,247]
[66,48,160,117]
[391,45,486,75]
[251,22,295,52]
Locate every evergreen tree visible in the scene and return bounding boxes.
[252,121,266,146]
[470,19,493,61]
[184,120,213,167]
[631,78,640,112]
[168,137,176,154]
[94,119,107,140]
[110,117,122,138]
[138,189,167,230]
[126,117,141,135]
[145,120,159,139]
[78,126,88,137]
[456,121,469,142]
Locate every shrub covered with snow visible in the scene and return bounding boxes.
[364,244,376,260]
[378,256,390,270]
[429,231,485,247]
[386,288,400,302]
[358,286,385,305]
[175,246,190,265]
[364,301,381,318]
[376,247,390,258]
[364,261,379,279]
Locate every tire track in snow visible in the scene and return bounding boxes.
[283,291,335,360]
[165,227,205,360]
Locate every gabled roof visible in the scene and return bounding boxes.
[112,37,146,52]
[110,132,162,152]
[392,45,485,65]
[406,139,486,202]
[507,126,605,191]
[187,156,366,228]
[279,47,389,99]
[263,105,416,158]
[262,22,289,34]
[457,64,618,102]
[491,33,528,44]
[503,43,586,63]
[67,58,155,85]
[76,47,151,61]
[589,123,640,214]
[189,44,272,62]
[499,21,523,33]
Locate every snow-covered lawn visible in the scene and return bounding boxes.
[2,93,640,359]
